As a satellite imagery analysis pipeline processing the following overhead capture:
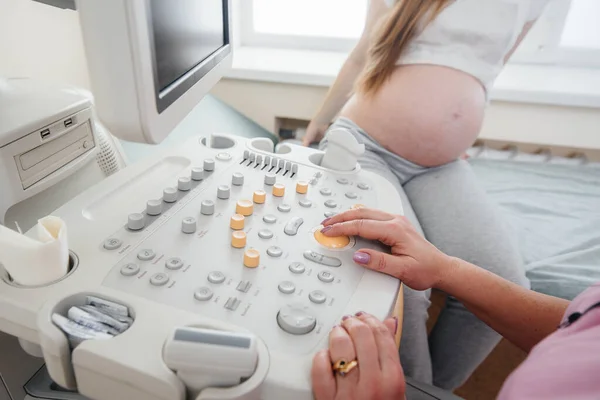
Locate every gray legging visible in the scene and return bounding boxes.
[320,118,529,390]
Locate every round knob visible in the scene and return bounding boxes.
[243,249,260,268]
[191,167,204,181]
[277,305,317,335]
[231,231,247,248]
[230,214,245,230]
[232,172,244,186]
[217,185,231,200]
[163,187,178,203]
[182,217,197,234]
[236,200,254,216]
[178,177,192,191]
[296,181,309,194]
[314,228,350,249]
[127,213,145,231]
[200,200,215,215]
[146,199,162,216]
[264,173,276,186]
[203,159,215,171]
[253,190,266,204]
[272,183,285,197]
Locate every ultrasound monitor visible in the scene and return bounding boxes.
[76,0,232,144]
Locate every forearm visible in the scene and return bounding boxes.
[438,257,569,352]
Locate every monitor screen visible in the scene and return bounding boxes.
[149,0,230,112]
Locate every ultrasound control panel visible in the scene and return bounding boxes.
[0,133,403,400]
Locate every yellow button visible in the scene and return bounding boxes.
[314,229,350,249]
[253,190,266,204]
[296,181,309,194]
[230,214,245,230]
[236,199,254,216]
[243,249,260,268]
[231,231,247,248]
[272,183,285,197]
[351,204,366,210]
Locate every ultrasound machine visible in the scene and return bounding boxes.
[0,1,411,399]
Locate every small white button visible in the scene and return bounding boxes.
[264,173,276,186]
[203,159,215,171]
[264,155,271,166]
[120,263,139,276]
[299,199,312,208]
[207,271,226,284]
[271,158,278,168]
[318,271,334,283]
[303,250,342,267]
[324,200,337,208]
[146,199,162,216]
[163,187,178,203]
[224,297,241,311]
[83,140,90,149]
[289,262,306,274]
[292,164,299,174]
[278,159,285,169]
[137,249,156,261]
[150,272,169,286]
[284,161,292,171]
[201,200,215,215]
[217,185,231,199]
[104,238,122,250]
[232,172,244,186]
[182,217,197,234]
[243,150,250,160]
[194,287,213,301]
[127,213,145,231]
[345,192,358,199]
[165,257,184,270]
[284,217,304,236]
[324,211,337,218]
[357,182,370,190]
[249,153,256,162]
[263,214,277,224]
[178,177,192,191]
[278,281,296,294]
[337,178,349,185]
[217,152,231,161]
[236,280,252,293]
[267,246,283,257]
[256,155,263,165]
[191,167,204,181]
[320,188,332,196]
[309,290,327,304]
[277,204,291,213]
[258,229,274,239]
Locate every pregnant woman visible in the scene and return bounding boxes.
[304,0,550,390]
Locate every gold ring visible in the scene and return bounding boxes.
[332,359,359,376]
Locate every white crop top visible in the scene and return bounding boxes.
[382,0,550,92]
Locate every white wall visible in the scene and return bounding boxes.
[0,0,90,89]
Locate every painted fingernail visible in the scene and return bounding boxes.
[321,226,332,233]
[353,252,370,264]
[321,217,331,225]
[342,315,351,321]
[355,311,365,317]
[393,317,399,334]
[331,324,339,331]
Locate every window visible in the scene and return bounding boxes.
[240,0,600,68]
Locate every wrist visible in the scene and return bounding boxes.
[435,255,462,292]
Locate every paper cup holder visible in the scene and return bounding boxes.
[0,250,79,288]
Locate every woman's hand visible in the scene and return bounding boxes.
[312,313,405,400]
[303,121,329,146]
[321,208,455,291]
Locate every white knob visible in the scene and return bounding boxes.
[163,187,178,203]
[249,153,256,162]
[182,217,197,234]
[271,158,278,168]
[128,213,145,231]
[285,161,291,171]
[243,150,250,160]
[217,185,231,199]
[264,173,276,186]
[276,305,316,335]
[191,167,204,181]
[256,155,263,165]
[203,159,215,172]
[232,173,244,186]
[292,164,298,174]
[178,177,192,191]
[278,159,285,169]
[201,200,215,215]
[146,200,162,216]
[264,155,271,166]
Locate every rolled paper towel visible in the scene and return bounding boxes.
[0,216,69,286]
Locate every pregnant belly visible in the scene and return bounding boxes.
[341,65,486,167]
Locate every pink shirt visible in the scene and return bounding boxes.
[499,283,600,399]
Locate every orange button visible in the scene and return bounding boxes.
[231,231,247,248]
[351,204,366,210]
[253,190,266,204]
[243,249,260,268]
[230,214,245,230]
[314,229,350,249]
[272,183,285,197]
[236,199,254,216]
[296,181,309,194]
